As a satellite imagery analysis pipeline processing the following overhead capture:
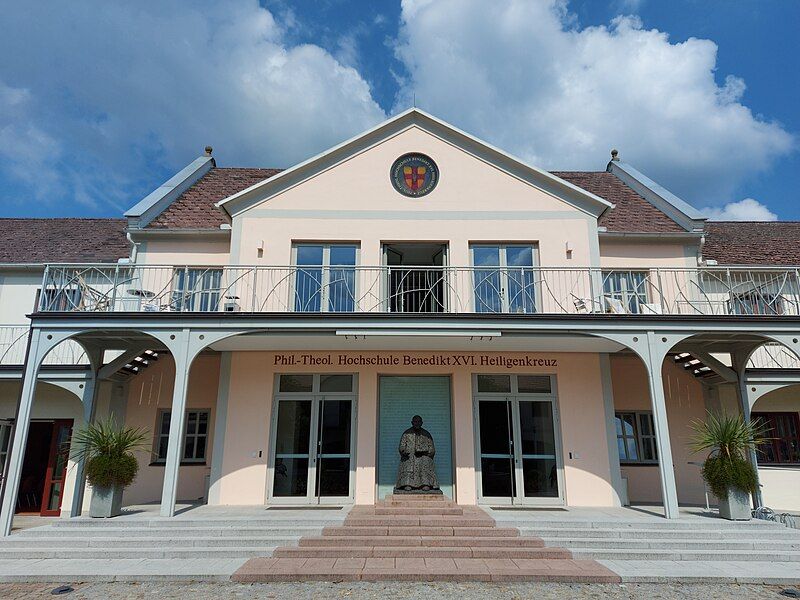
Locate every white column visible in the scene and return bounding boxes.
[645,332,680,519]
[0,329,43,536]
[160,329,192,517]
[68,367,100,517]
[732,349,763,509]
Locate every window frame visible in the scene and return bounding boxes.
[171,268,224,312]
[291,243,360,313]
[615,410,658,465]
[752,411,800,465]
[153,409,211,465]
[469,243,540,314]
[602,271,649,314]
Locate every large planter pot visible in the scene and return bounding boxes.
[89,484,124,518]
[718,487,751,520]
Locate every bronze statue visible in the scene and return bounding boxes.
[395,415,440,492]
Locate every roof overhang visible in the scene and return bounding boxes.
[216,108,614,220]
[127,227,231,243]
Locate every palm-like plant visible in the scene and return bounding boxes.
[689,412,771,500]
[71,417,149,489]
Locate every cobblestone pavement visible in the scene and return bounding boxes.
[0,581,795,599]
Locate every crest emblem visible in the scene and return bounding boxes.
[391,153,438,197]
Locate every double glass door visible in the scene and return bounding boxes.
[269,375,355,504]
[474,374,562,504]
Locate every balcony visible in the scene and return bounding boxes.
[0,325,88,366]
[35,264,800,318]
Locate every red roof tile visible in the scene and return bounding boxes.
[703,221,800,266]
[0,218,130,264]
[146,167,282,229]
[552,171,685,233]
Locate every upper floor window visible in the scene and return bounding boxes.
[172,268,223,311]
[615,411,658,464]
[729,291,784,316]
[471,244,538,314]
[293,244,358,312]
[753,412,800,464]
[602,271,648,314]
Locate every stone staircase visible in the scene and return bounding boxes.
[494,515,800,563]
[232,495,619,582]
[0,513,344,560]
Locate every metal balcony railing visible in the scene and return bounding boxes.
[0,325,88,366]
[36,264,800,318]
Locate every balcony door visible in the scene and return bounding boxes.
[383,243,447,313]
[268,374,356,505]
[293,244,358,312]
[473,374,563,505]
[471,245,538,313]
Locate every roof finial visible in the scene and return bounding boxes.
[610,148,619,161]
[204,145,213,156]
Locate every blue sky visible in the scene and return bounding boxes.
[0,0,797,220]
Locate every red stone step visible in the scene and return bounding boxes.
[232,557,621,583]
[300,536,545,547]
[384,494,448,502]
[344,517,495,528]
[272,546,571,559]
[322,525,520,537]
[373,507,463,516]
[379,500,459,509]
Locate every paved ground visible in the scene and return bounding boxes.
[0,581,796,599]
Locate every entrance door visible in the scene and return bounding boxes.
[474,374,563,505]
[383,243,448,313]
[40,420,73,516]
[269,374,356,504]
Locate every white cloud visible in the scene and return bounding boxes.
[394,0,794,209]
[702,198,778,221]
[0,1,386,210]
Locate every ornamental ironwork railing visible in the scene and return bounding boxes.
[0,325,88,366]
[36,264,800,318]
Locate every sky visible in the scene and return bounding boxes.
[0,0,797,221]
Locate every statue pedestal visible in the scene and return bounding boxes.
[392,487,444,495]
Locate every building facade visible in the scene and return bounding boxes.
[0,109,799,534]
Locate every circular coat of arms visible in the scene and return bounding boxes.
[390,153,439,197]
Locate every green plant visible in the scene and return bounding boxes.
[689,412,771,499]
[71,417,149,488]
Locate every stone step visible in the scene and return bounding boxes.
[371,507,463,516]
[494,518,787,531]
[232,557,621,583]
[14,526,323,538]
[521,526,800,540]
[344,517,495,528]
[301,535,544,547]
[569,548,800,562]
[384,494,449,502]
[380,500,455,508]
[49,517,342,529]
[542,537,800,550]
[323,525,520,537]
[0,536,301,548]
[0,546,280,560]
[272,545,572,559]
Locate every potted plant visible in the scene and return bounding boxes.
[71,417,148,518]
[689,412,770,521]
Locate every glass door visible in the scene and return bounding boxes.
[474,374,563,505]
[269,374,356,504]
[40,419,73,516]
[471,245,538,313]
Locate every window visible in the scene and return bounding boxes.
[172,268,223,311]
[602,271,648,314]
[471,244,537,314]
[154,410,210,464]
[753,412,800,464]
[729,291,783,316]
[38,287,83,311]
[0,421,12,478]
[615,411,658,463]
[293,244,358,312]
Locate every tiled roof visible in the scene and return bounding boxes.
[146,167,687,234]
[0,218,130,264]
[146,167,283,229]
[552,171,685,233]
[703,221,800,266]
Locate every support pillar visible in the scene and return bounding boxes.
[0,329,44,536]
[68,348,103,518]
[731,349,764,509]
[644,332,680,519]
[160,329,192,517]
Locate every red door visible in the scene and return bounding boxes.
[40,420,73,516]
